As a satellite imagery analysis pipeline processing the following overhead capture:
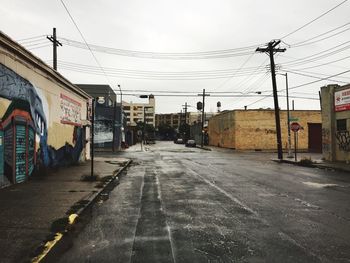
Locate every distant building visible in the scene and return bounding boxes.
[321,83,350,162]
[76,84,124,151]
[208,109,322,151]
[155,113,183,129]
[155,112,215,129]
[123,95,155,127]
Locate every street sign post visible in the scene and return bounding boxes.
[290,122,301,132]
[290,122,301,162]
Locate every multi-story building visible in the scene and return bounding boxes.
[123,95,155,126]
[155,113,183,128]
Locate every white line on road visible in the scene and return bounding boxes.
[155,171,177,263]
[186,166,259,217]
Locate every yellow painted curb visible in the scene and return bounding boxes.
[31,214,78,263]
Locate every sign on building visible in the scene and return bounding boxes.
[60,93,82,126]
[335,88,350,112]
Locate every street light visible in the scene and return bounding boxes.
[117,84,123,150]
[277,73,293,158]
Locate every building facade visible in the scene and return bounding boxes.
[155,113,183,129]
[0,31,91,187]
[321,84,350,162]
[123,95,155,127]
[208,109,321,151]
[77,84,124,151]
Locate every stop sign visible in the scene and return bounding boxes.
[290,122,301,132]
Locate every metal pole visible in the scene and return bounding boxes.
[143,106,145,146]
[118,84,123,150]
[201,89,205,148]
[91,98,95,177]
[294,131,297,162]
[285,73,293,158]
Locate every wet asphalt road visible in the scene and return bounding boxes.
[58,141,350,263]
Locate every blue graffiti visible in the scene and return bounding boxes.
[0,63,84,175]
[0,63,46,135]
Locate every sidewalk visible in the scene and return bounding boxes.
[273,153,350,173]
[204,145,350,173]
[0,156,130,263]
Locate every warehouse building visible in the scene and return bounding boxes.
[208,109,321,152]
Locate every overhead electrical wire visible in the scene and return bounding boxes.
[281,40,350,67]
[280,0,348,39]
[281,70,348,84]
[58,36,263,60]
[54,60,270,80]
[290,23,350,48]
[59,0,112,86]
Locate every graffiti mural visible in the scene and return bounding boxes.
[0,63,84,184]
[322,128,331,152]
[60,93,81,126]
[336,131,350,151]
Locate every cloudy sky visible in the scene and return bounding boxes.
[1,0,349,113]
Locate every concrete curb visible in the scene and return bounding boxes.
[272,159,318,168]
[31,159,132,263]
[272,159,350,173]
[196,146,212,151]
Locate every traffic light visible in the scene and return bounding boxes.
[197,101,202,110]
[139,95,148,98]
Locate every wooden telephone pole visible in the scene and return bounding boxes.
[47,28,62,70]
[256,40,286,160]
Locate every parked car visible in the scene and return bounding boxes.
[185,139,196,147]
[176,138,184,144]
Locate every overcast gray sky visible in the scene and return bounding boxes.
[1,0,349,113]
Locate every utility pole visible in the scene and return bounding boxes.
[197,89,210,148]
[256,40,286,160]
[182,102,188,125]
[47,28,62,70]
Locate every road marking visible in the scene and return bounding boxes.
[303,182,339,188]
[155,171,177,263]
[186,167,259,217]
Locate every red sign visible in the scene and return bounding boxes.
[290,122,301,132]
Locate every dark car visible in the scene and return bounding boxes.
[185,139,196,147]
[176,138,184,144]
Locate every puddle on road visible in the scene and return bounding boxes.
[302,182,339,188]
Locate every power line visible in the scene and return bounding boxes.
[287,69,350,91]
[291,23,350,48]
[58,36,264,60]
[281,70,349,84]
[280,0,348,39]
[282,54,350,71]
[59,0,112,86]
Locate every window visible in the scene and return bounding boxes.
[337,119,347,131]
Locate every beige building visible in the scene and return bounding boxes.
[123,95,155,126]
[155,113,182,128]
[0,31,90,186]
[208,109,321,151]
[321,83,350,162]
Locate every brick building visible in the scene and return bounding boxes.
[208,109,321,151]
